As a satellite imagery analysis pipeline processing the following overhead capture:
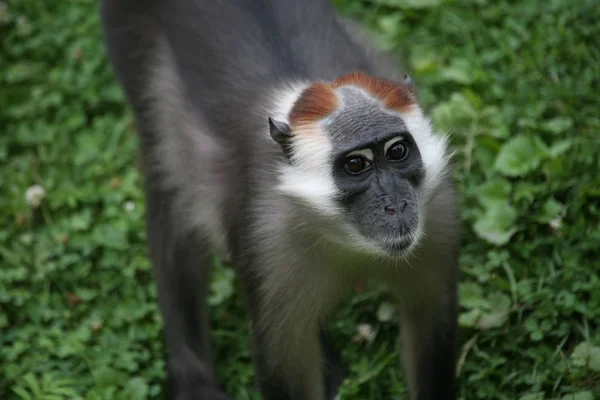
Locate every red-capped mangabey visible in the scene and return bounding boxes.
[100,0,460,399]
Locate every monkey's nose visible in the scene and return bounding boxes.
[384,201,407,217]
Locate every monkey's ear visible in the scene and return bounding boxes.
[269,117,293,144]
[403,74,416,93]
[268,117,295,161]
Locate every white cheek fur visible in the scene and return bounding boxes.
[277,125,341,217]
[267,81,311,125]
[257,83,336,217]
[268,85,343,218]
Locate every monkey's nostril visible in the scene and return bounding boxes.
[384,205,397,216]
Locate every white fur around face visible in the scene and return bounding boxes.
[267,81,310,125]
[399,106,452,201]
[266,84,342,218]
[277,123,341,217]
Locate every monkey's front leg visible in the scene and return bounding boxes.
[250,325,326,400]
[145,188,230,400]
[396,275,458,400]
[241,274,330,400]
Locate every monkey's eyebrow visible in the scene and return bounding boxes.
[336,131,410,155]
[345,148,374,160]
[384,135,406,154]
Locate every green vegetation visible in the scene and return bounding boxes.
[1,0,599,398]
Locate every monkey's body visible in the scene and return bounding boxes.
[101,1,460,399]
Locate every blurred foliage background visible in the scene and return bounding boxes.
[1,0,599,399]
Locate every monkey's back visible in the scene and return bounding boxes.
[100,0,402,257]
[102,0,394,137]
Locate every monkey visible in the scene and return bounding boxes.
[99,0,461,399]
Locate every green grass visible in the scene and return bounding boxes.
[1,0,599,399]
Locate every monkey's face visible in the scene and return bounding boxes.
[325,90,428,257]
[273,73,451,258]
[331,131,424,257]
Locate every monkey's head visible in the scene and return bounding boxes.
[270,72,451,259]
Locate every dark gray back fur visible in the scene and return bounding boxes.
[100,0,407,255]
[101,0,400,139]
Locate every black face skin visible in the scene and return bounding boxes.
[328,88,425,256]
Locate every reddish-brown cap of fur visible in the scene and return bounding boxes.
[331,72,415,113]
[288,72,415,131]
[289,82,339,129]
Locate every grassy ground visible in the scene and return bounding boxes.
[1,0,599,399]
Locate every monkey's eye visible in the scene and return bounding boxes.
[386,141,409,162]
[344,156,372,175]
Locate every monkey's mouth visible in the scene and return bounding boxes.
[381,236,414,256]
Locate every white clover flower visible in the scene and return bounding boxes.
[549,216,562,231]
[356,323,375,342]
[25,184,46,208]
[124,201,135,213]
[376,301,396,323]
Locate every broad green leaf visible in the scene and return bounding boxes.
[543,117,574,135]
[524,317,539,333]
[561,391,595,400]
[476,178,512,209]
[431,92,478,131]
[535,198,564,223]
[439,58,477,85]
[571,342,600,372]
[459,290,511,330]
[376,15,405,50]
[459,283,488,309]
[378,15,403,37]
[548,140,573,157]
[482,108,511,139]
[458,309,481,328]
[410,46,442,75]
[123,377,149,400]
[494,135,549,177]
[209,263,236,306]
[477,293,511,329]
[473,204,518,246]
[93,367,127,388]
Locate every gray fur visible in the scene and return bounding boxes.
[326,86,409,153]
[100,0,460,399]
